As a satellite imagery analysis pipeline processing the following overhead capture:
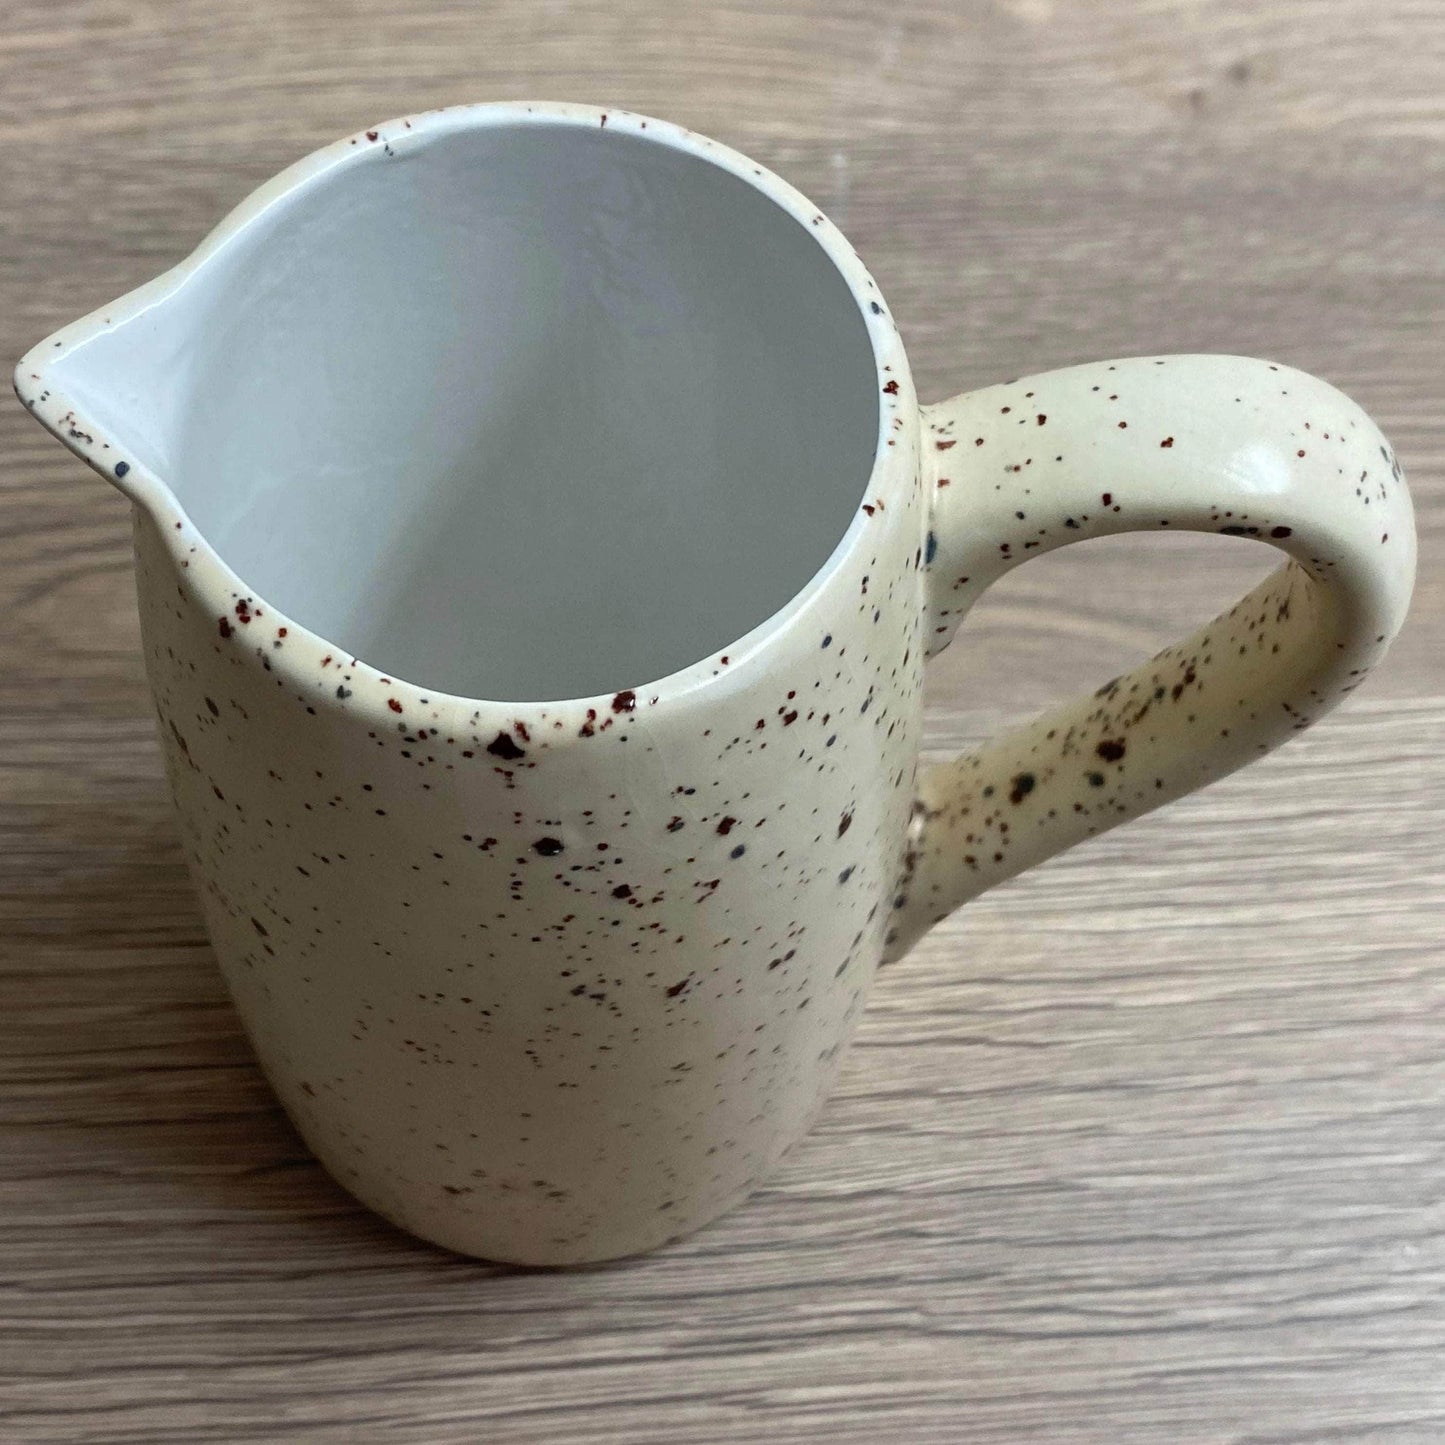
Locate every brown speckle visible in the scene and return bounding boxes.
[487,731,526,760]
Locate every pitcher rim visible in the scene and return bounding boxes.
[14,100,914,730]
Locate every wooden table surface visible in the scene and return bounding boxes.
[2,2,1442,1440]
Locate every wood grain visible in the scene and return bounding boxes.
[2,1,1442,1440]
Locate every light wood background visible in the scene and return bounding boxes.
[2,2,1442,1440]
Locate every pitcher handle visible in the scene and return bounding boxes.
[886,355,1415,959]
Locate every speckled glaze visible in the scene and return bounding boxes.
[16,104,1415,1264]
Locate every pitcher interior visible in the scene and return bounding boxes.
[120,121,881,700]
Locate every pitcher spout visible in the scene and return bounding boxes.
[14,272,199,506]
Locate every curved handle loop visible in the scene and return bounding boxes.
[887,355,1415,960]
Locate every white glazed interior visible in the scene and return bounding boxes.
[47,120,879,700]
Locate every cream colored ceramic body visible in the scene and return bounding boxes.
[17,105,1414,1263]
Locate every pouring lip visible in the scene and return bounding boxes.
[13,100,914,731]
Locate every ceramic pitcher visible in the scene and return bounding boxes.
[17,104,1414,1264]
